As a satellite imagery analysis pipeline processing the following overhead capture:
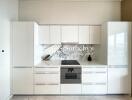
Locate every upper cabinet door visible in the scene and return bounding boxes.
[79,26,90,44]
[61,26,79,43]
[50,25,61,44]
[12,22,35,66]
[108,22,130,65]
[89,25,101,44]
[39,25,50,44]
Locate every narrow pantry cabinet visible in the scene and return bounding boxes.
[82,65,107,94]
[108,66,129,94]
[12,22,39,66]
[61,25,79,43]
[11,22,39,94]
[12,67,33,94]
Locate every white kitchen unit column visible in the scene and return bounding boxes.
[11,22,39,94]
[61,25,79,43]
[107,22,131,94]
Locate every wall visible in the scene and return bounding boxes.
[0,0,18,99]
[121,0,132,21]
[19,0,121,24]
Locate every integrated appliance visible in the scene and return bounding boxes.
[61,60,81,84]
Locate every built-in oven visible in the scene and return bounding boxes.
[61,67,81,84]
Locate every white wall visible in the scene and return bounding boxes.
[0,0,18,99]
[19,0,121,24]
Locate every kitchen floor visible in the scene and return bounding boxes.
[11,95,132,100]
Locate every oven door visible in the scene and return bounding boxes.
[61,67,81,84]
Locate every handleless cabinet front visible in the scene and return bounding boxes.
[13,67,33,94]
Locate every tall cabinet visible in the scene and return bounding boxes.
[107,22,131,94]
[11,22,39,94]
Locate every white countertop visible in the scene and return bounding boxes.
[35,60,107,68]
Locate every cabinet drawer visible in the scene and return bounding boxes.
[82,74,107,83]
[61,84,81,94]
[82,67,107,73]
[35,74,60,84]
[34,68,60,73]
[34,85,60,94]
[82,84,107,94]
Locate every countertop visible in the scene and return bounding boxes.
[35,60,107,68]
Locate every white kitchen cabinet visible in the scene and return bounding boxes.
[50,25,61,44]
[34,67,60,94]
[12,22,38,66]
[82,83,107,94]
[61,25,79,43]
[108,22,131,65]
[39,25,50,44]
[12,67,33,94]
[35,85,60,94]
[35,74,60,84]
[61,84,81,94]
[108,66,129,94]
[79,25,101,44]
[89,25,101,44]
[79,26,90,44]
[82,66,107,94]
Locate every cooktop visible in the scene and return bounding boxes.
[61,60,80,65]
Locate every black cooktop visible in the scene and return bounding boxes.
[61,60,80,65]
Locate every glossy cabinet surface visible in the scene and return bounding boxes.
[50,25,61,44]
[12,22,36,66]
[61,25,79,43]
[108,22,130,65]
[108,66,129,94]
[82,66,107,94]
[79,25,101,44]
[90,25,101,44]
[39,25,50,44]
[13,68,33,94]
[61,84,81,94]
[79,26,90,44]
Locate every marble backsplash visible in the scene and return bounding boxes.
[41,44,97,61]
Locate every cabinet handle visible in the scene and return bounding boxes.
[14,66,32,68]
[35,72,59,74]
[35,67,59,68]
[83,71,106,74]
[83,82,106,85]
[109,65,128,68]
[35,83,59,85]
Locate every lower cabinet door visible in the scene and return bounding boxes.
[34,85,60,94]
[13,67,33,94]
[108,67,129,94]
[82,84,107,94]
[61,84,81,94]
